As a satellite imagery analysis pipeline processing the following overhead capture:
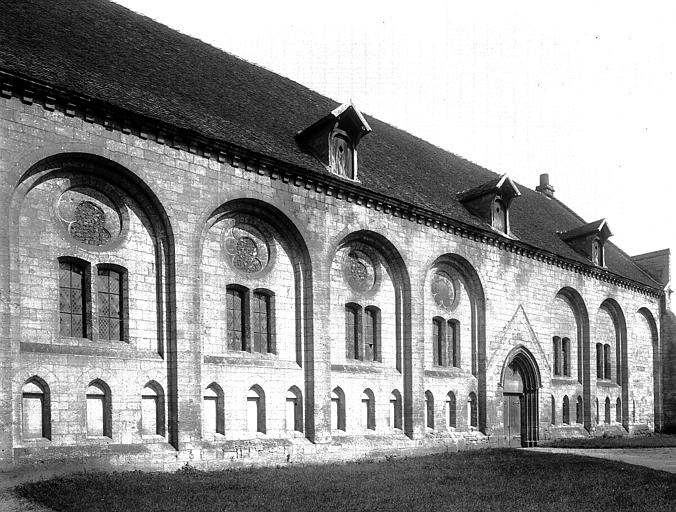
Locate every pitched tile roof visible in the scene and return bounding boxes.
[0,0,661,289]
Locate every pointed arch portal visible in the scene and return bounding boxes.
[501,346,541,447]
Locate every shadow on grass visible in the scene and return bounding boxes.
[16,449,676,512]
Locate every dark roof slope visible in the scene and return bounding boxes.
[0,0,660,289]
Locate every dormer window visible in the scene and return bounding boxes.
[560,219,612,266]
[296,101,371,182]
[591,237,601,265]
[493,197,507,233]
[329,129,354,179]
[457,174,520,235]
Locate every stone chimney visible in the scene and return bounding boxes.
[536,173,555,198]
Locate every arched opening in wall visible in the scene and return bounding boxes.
[605,397,611,424]
[203,199,313,438]
[361,389,375,431]
[430,254,486,434]
[86,379,111,438]
[576,396,583,425]
[247,385,266,434]
[600,299,628,430]
[446,392,457,429]
[616,398,622,423]
[22,377,51,440]
[563,396,570,425]
[331,387,346,431]
[637,307,660,431]
[468,392,478,429]
[555,288,591,431]
[141,381,165,437]
[501,346,541,447]
[203,383,224,435]
[425,391,434,430]
[331,231,410,435]
[12,154,177,447]
[286,386,303,433]
[390,390,402,430]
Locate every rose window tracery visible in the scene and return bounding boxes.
[343,249,376,292]
[223,223,270,274]
[57,187,122,247]
[431,271,457,311]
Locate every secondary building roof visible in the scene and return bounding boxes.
[0,0,661,290]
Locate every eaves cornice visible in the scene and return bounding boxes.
[0,70,662,299]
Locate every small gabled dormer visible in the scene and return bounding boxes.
[295,101,371,181]
[559,219,612,266]
[457,174,521,235]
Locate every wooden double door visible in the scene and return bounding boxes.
[504,393,522,446]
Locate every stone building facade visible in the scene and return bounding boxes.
[0,0,673,472]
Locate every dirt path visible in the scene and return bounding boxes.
[531,447,676,473]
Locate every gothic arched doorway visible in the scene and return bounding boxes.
[502,346,541,447]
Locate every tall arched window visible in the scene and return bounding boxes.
[553,337,561,376]
[203,383,224,435]
[562,338,570,376]
[603,344,611,380]
[389,390,402,430]
[446,392,457,428]
[59,258,88,338]
[97,266,124,341]
[361,389,375,430]
[550,395,556,425]
[425,391,434,430]
[448,319,460,368]
[22,377,50,439]
[432,317,445,366]
[252,290,275,354]
[286,386,303,433]
[86,380,111,437]
[247,385,266,434]
[345,303,361,360]
[576,396,583,424]
[562,395,570,425]
[604,397,611,424]
[331,387,346,431]
[226,286,247,351]
[616,397,621,423]
[364,306,380,362]
[468,392,478,429]
[141,382,165,436]
[596,343,604,379]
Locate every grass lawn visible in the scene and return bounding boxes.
[542,433,676,449]
[16,449,676,512]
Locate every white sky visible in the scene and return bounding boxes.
[114,0,676,270]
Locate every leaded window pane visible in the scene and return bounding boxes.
[97,268,122,341]
[227,288,245,350]
[59,261,86,338]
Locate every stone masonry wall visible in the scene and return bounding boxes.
[0,95,664,471]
